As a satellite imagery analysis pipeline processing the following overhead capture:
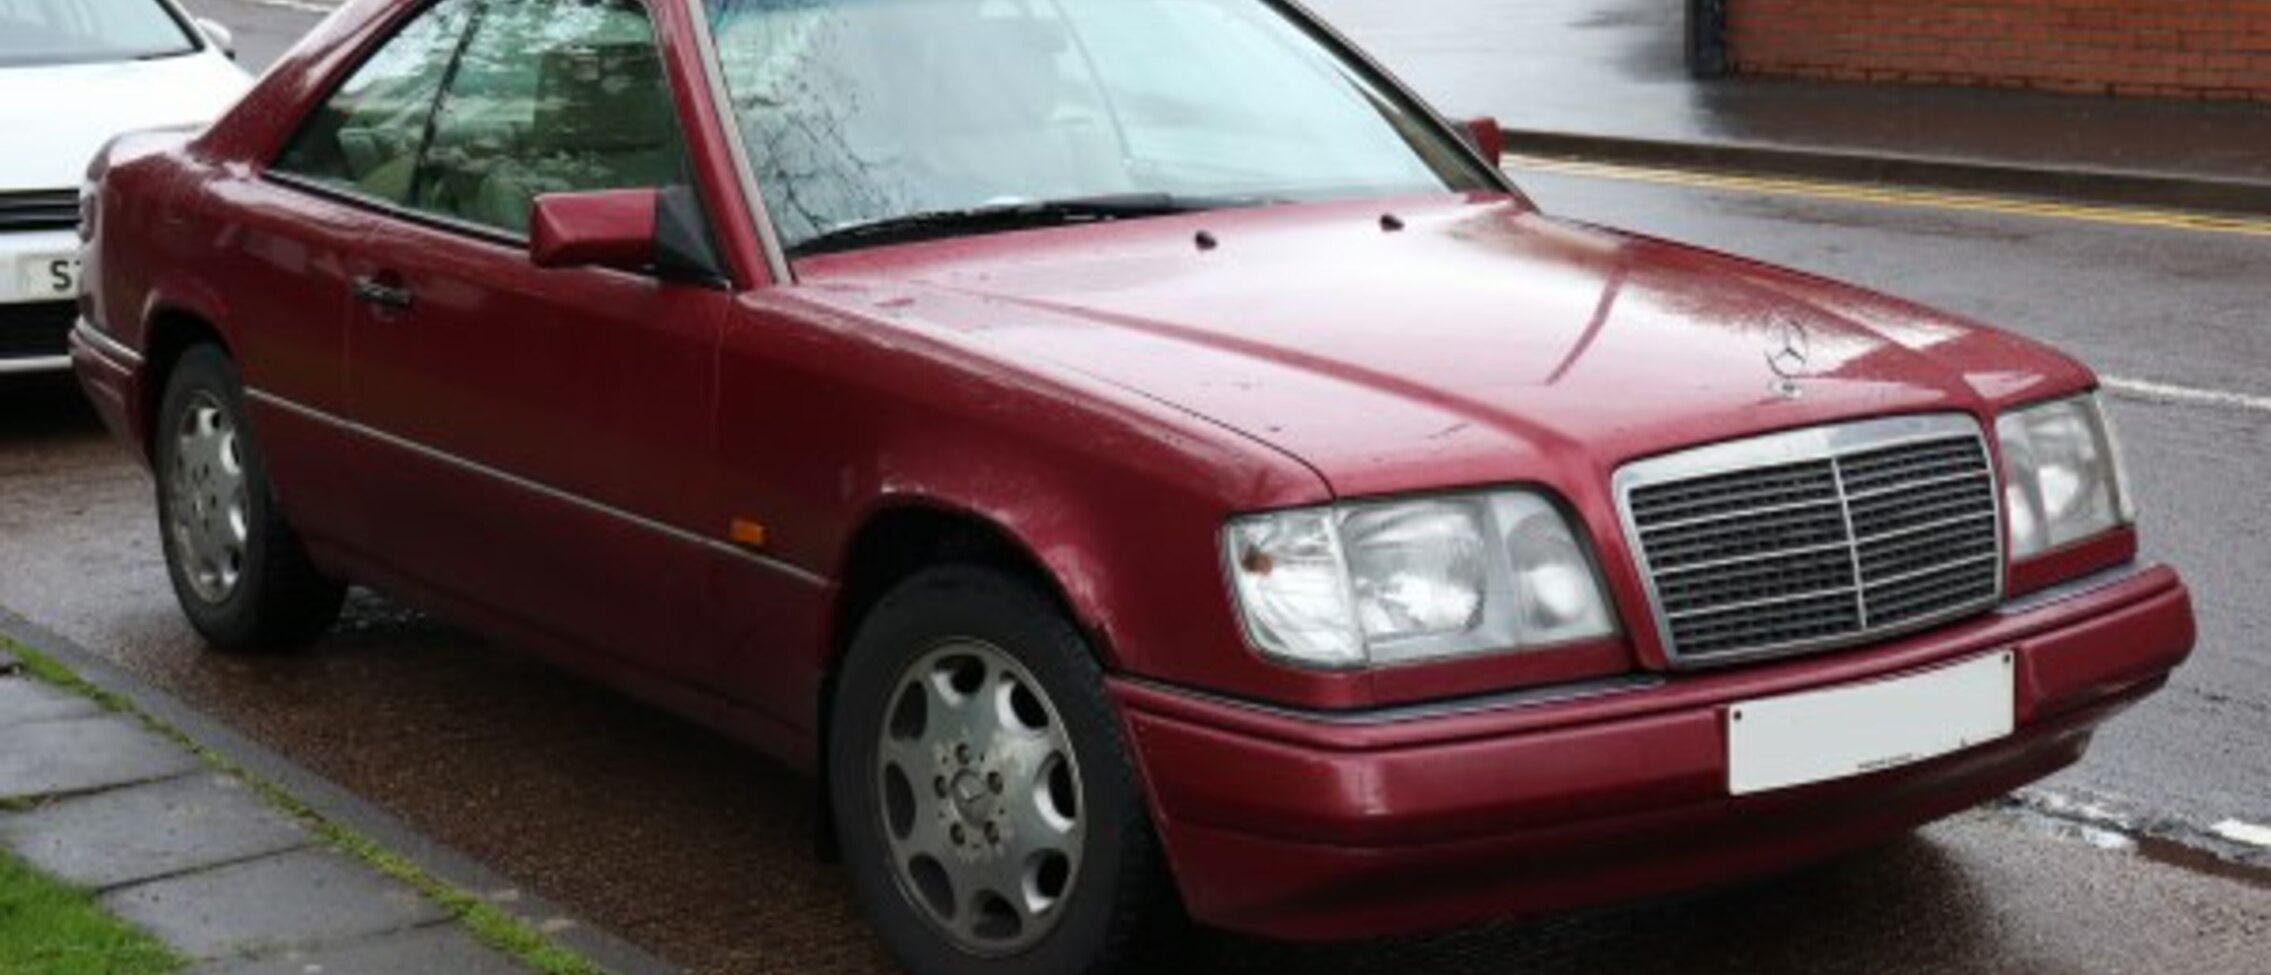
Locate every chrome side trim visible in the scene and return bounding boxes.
[72,317,144,364]
[1998,560,2155,616]
[0,355,72,375]
[1121,672,1668,728]
[264,171,528,249]
[246,389,831,589]
[1613,413,2006,670]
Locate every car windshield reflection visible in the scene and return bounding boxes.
[0,0,199,67]
[702,0,1495,254]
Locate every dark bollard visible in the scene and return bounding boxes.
[1688,0,1730,79]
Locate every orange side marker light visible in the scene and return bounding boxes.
[729,518,768,549]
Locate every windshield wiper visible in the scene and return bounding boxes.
[787,192,1265,258]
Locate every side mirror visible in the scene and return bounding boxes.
[529,186,729,285]
[195,18,237,60]
[1460,116,1505,163]
[530,189,659,273]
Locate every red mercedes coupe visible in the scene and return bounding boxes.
[71,0,2195,972]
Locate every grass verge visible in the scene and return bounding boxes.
[0,850,182,975]
[0,633,613,975]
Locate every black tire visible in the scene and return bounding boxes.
[154,344,345,651]
[829,566,1172,975]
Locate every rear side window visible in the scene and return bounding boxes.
[274,0,478,204]
[275,0,684,238]
[414,0,687,235]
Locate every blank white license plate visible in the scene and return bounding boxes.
[16,253,80,299]
[1727,651,2015,796]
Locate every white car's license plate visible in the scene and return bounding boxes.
[1726,651,2015,796]
[16,253,80,300]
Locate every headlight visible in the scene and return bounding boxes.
[1996,392,2133,560]
[1223,491,1615,669]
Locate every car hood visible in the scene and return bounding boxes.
[795,196,2090,498]
[0,53,248,193]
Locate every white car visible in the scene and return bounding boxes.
[2,0,248,373]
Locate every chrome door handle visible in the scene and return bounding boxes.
[350,276,414,311]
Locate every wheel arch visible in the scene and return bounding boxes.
[813,498,1111,861]
[138,306,231,462]
[819,498,1105,739]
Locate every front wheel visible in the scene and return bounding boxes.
[829,567,1171,975]
[154,345,345,651]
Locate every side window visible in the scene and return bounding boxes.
[274,0,478,204]
[415,0,687,236]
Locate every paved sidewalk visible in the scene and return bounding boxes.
[0,633,656,975]
[1310,0,2271,213]
[0,654,524,973]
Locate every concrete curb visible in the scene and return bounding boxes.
[1502,128,2271,217]
[0,609,687,975]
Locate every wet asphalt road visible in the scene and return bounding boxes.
[1,1,2266,973]
[5,374,2269,975]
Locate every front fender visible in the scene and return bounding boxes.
[714,287,1343,742]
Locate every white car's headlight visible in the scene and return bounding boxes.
[1996,392,2134,560]
[1223,491,1616,669]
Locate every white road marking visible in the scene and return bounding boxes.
[2212,819,2271,848]
[2017,788,2139,831]
[2102,376,2271,416]
[1508,156,2271,238]
[1502,160,2271,419]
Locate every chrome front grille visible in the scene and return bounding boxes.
[1616,414,2003,666]
[0,190,77,232]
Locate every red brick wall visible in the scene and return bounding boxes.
[1729,1,2271,101]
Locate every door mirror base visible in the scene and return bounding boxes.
[529,187,730,286]
[655,185,730,287]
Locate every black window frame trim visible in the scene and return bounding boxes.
[265,167,528,249]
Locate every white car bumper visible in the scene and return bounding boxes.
[0,227,81,374]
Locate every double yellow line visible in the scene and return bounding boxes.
[1507,156,2271,239]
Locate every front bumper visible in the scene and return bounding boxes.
[69,315,147,459]
[2,228,81,373]
[1114,562,2193,941]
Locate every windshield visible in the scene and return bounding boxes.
[703,0,1496,253]
[0,0,199,67]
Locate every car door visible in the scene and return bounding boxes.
[252,0,488,552]
[335,0,731,683]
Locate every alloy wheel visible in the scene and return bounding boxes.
[167,390,249,604]
[873,639,1087,956]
